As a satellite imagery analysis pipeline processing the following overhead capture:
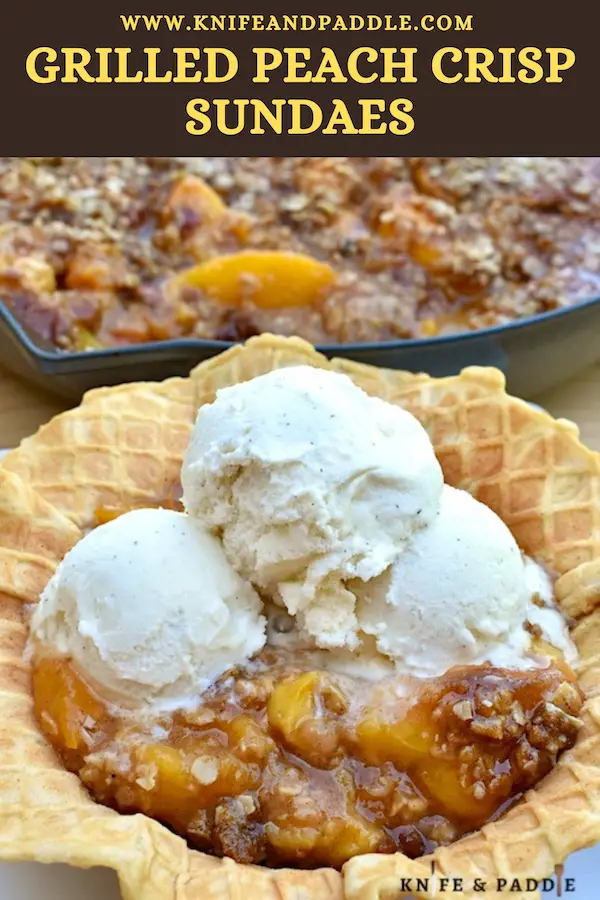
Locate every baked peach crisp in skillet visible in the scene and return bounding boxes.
[29,362,583,871]
[3,157,600,349]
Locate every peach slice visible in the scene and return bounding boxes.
[267,672,343,765]
[356,706,434,768]
[32,658,105,754]
[416,757,497,824]
[268,672,320,742]
[136,744,191,796]
[165,174,227,226]
[227,715,275,764]
[167,251,336,309]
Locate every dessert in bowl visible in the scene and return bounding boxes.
[1,335,600,900]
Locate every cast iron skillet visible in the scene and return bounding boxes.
[2,296,600,401]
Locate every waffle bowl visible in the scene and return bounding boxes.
[1,333,600,900]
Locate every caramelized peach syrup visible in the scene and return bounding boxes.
[32,652,583,868]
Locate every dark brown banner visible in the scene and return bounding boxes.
[2,0,597,154]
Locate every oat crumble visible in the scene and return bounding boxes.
[1,157,599,350]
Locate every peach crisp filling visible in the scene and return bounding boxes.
[32,650,583,869]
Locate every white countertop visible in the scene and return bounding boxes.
[0,862,121,900]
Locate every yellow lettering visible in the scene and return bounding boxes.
[347,47,378,83]
[432,47,462,83]
[253,47,283,82]
[204,48,238,83]
[323,98,358,134]
[26,47,59,83]
[381,47,417,83]
[437,15,453,31]
[283,47,311,82]
[456,15,474,31]
[289,99,323,134]
[214,98,248,135]
[174,48,201,82]
[389,98,415,134]
[358,99,387,133]
[465,47,498,83]
[114,48,143,83]
[61,48,94,83]
[144,48,172,83]
[518,47,544,83]
[250,99,285,134]
[546,47,576,82]
[313,47,348,83]
[186,98,212,134]
[95,47,113,83]
[498,47,516,83]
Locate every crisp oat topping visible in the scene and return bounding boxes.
[135,762,158,791]
[472,781,486,800]
[191,756,219,785]
[452,699,474,721]
[1,157,599,349]
[33,652,583,869]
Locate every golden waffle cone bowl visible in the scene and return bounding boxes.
[2,377,198,531]
[1,333,600,900]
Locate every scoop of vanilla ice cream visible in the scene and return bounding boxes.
[29,508,266,710]
[355,485,546,676]
[182,365,443,649]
